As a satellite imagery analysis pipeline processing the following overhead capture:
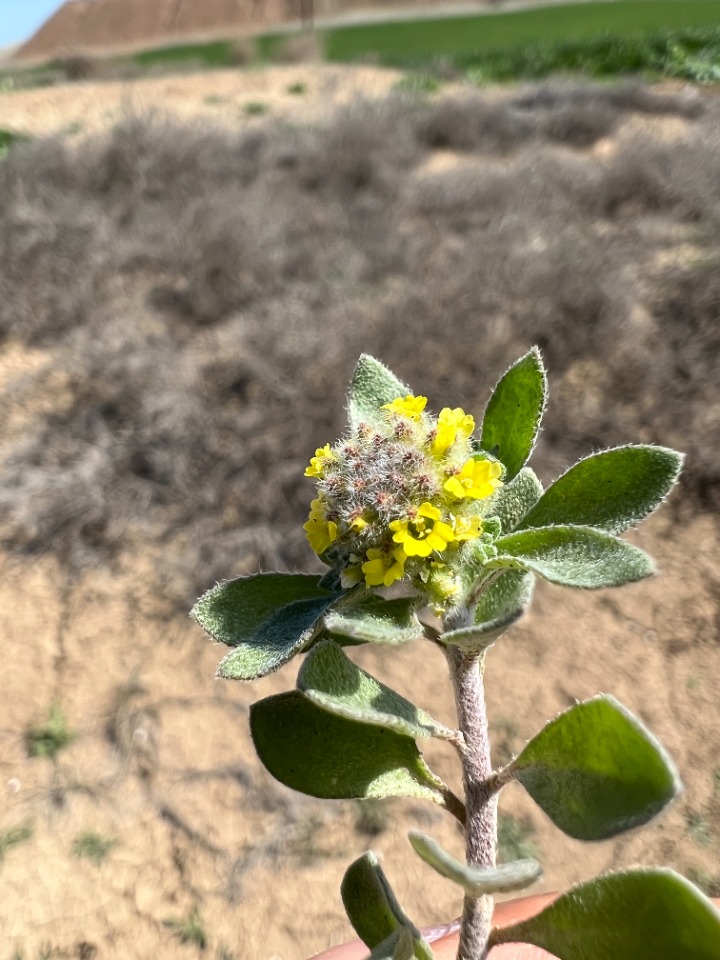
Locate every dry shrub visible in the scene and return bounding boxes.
[414,83,703,155]
[228,37,256,66]
[0,83,718,601]
[273,31,321,64]
[53,53,100,82]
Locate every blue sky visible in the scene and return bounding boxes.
[0,0,62,47]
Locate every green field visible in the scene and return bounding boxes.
[133,39,236,69]
[323,1,720,63]
[130,0,720,78]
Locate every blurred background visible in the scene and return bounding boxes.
[1,1,719,958]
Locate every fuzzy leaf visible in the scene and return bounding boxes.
[480,348,547,480]
[348,355,411,430]
[368,929,434,960]
[250,691,448,803]
[216,598,339,680]
[491,467,544,534]
[326,595,425,646]
[486,525,654,589]
[440,571,534,653]
[193,573,334,646]
[342,852,409,948]
[518,445,683,534]
[298,640,455,740]
[193,573,340,679]
[490,869,720,959]
[511,695,681,841]
[409,831,541,896]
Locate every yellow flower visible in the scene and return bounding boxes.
[305,443,335,478]
[389,502,455,558]
[350,515,368,532]
[303,498,338,555]
[433,407,475,457]
[452,514,483,541]
[382,394,428,422]
[362,547,407,588]
[444,458,503,501]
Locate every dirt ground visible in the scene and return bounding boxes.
[1,66,719,960]
[0,65,404,139]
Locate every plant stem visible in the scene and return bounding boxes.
[446,644,497,960]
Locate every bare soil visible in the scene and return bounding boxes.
[1,67,719,960]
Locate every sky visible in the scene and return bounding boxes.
[0,0,63,48]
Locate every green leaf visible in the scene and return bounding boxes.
[341,856,435,959]
[250,691,448,803]
[325,595,425,646]
[193,573,340,678]
[341,852,409,948]
[440,571,534,653]
[408,831,541,896]
[348,355,411,430]
[511,695,681,841]
[490,869,720,959]
[486,525,654,589]
[518,445,683,534]
[193,573,334,646]
[340,850,410,947]
[216,596,340,681]
[368,929,434,960]
[480,348,547,480]
[298,640,456,741]
[491,467,544,534]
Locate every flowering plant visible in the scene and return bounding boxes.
[193,351,720,959]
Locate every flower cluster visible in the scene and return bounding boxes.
[303,394,503,610]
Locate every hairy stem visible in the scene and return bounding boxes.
[446,644,497,960]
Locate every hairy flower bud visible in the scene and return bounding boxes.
[303,392,504,612]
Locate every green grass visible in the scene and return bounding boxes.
[393,72,444,96]
[460,27,720,83]
[255,32,286,62]
[0,824,32,861]
[497,814,539,862]
[243,101,268,116]
[324,2,720,63]
[321,2,720,83]
[25,705,76,760]
[73,831,118,865]
[0,129,30,159]
[686,811,713,848]
[133,39,236,69]
[164,907,208,950]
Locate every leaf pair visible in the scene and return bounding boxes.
[252,639,680,850]
[344,852,720,959]
[249,641,457,810]
[402,694,680,903]
[438,444,681,654]
[477,354,681,595]
[193,574,426,681]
